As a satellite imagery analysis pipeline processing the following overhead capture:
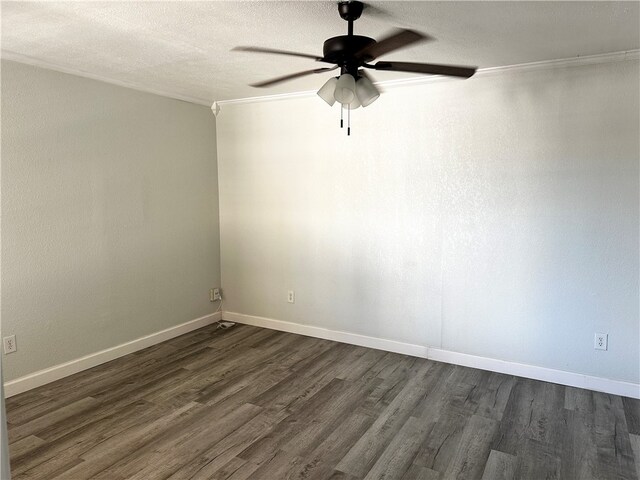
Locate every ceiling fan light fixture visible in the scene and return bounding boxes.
[317,77,338,106]
[356,75,380,107]
[334,74,356,104]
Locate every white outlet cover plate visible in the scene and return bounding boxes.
[594,333,608,351]
[3,335,17,354]
[288,291,295,303]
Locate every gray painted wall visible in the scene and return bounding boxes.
[1,60,221,382]
[217,59,640,384]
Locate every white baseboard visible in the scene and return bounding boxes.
[427,348,640,399]
[6,310,637,399]
[3,312,222,397]
[223,311,640,399]
[222,311,429,358]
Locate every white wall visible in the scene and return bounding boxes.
[1,60,221,382]
[217,58,639,384]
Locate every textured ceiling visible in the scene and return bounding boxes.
[2,1,639,104]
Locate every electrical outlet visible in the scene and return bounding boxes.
[210,288,222,302]
[287,290,295,304]
[594,333,608,351]
[3,335,17,354]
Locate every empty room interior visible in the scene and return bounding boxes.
[1,1,639,479]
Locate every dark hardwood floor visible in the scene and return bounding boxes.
[6,323,640,479]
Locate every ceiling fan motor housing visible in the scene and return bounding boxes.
[323,35,375,74]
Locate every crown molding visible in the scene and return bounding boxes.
[214,49,640,108]
[1,50,212,107]
[2,48,636,110]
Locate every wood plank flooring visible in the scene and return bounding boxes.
[6,323,640,480]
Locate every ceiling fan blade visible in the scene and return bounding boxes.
[372,61,476,78]
[232,46,324,61]
[250,66,338,88]
[356,29,430,60]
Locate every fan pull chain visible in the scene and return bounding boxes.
[340,105,344,129]
[347,104,351,136]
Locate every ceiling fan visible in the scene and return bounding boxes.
[233,1,477,134]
